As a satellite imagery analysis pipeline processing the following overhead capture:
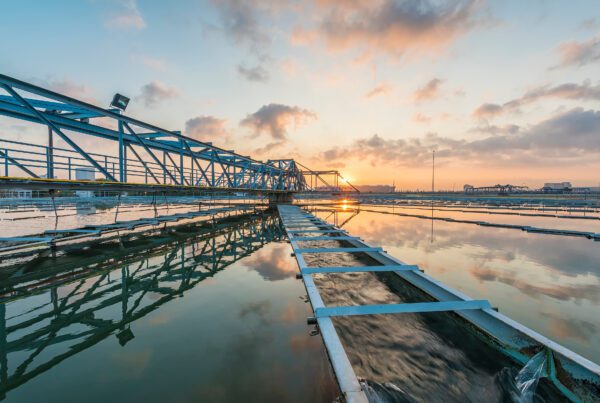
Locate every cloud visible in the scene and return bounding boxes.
[578,18,598,31]
[185,116,229,142]
[541,311,598,344]
[364,83,392,98]
[240,103,316,140]
[211,1,273,87]
[243,244,297,281]
[469,123,520,135]
[470,266,600,303]
[552,34,600,69]
[472,103,503,118]
[473,81,600,118]
[211,0,270,53]
[36,77,97,103]
[413,78,443,101]
[237,64,270,82]
[301,0,486,57]
[136,81,179,107]
[316,108,600,167]
[106,0,145,29]
[412,112,432,123]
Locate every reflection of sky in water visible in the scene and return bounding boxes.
[2,238,338,402]
[364,205,600,233]
[317,208,600,364]
[0,198,253,237]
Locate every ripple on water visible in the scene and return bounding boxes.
[304,248,564,402]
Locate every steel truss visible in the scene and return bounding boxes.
[296,161,359,193]
[0,213,283,398]
[0,74,307,193]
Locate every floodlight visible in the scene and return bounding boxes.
[110,93,130,111]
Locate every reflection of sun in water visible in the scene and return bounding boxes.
[341,199,348,211]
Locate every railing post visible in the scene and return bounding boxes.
[179,139,184,186]
[190,157,194,186]
[211,154,215,188]
[47,126,54,179]
[68,157,72,180]
[163,152,167,184]
[123,140,128,183]
[118,120,124,183]
[3,149,8,176]
[232,157,236,188]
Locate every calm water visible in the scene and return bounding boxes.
[0,197,261,237]
[0,212,338,402]
[1,199,599,402]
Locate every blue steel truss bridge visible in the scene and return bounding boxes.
[0,74,355,196]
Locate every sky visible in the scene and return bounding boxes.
[1,0,599,190]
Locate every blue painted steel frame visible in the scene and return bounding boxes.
[0,74,308,192]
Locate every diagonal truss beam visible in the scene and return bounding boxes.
[1,85,117,182]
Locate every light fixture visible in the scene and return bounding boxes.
[110,93,130,111]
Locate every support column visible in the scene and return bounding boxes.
[118,120,125,183]
[179,140,184,186]
[47,126,54,179]
[268,192,294,206]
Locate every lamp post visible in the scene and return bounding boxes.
[431,150,435,193]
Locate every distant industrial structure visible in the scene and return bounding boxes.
[541,182,572,193]
[463,184,529,194]
[462,181,599,195]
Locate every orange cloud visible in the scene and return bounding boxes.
[240,103,316,140]
[297,0,486,57]
[185,116,230,142]
[473,81,600,118]
[364,83,392,98]
[412,78,444,101]
[553,34,600,69]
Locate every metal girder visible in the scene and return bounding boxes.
[0,74,314,192]
[294,247,383,253]
[300,265,419,274]
[1,84,117,182]
[126,143,159,184]
[315,300,492,318]
[0,149,39,178]
[122,121,180,185]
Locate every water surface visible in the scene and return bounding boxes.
[0,213,338,402]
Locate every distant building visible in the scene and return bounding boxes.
[75,167,95,197]
[542,182,572,193]
[464,184,528,194]
[572,186,600,194]
[75,167,95,181]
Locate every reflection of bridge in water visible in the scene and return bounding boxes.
[0,212,283,399]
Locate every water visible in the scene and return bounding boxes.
[0,212,338,402]
[303,202,599,402]
[315,204,600,364]
[0,197,260,237]
[1,199,599,402]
